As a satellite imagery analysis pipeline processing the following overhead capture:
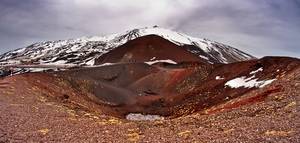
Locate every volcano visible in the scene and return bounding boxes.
[0,26,254,68]
[0,27,299,142]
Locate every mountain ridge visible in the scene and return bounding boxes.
[0,26,255,67]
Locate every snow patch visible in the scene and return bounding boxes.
[150,57,156,61]
[52,60,67,64]
[28,68,52,72]
[85,58,95,66]
[145,59,177,65]
[216,76,225,80]
[98,63,115,67]
[199,55,209,60]
[225,76,276,88]
[126,113,164,121]
[250,67,263,75]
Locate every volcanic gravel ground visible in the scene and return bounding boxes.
[0,66,299,142]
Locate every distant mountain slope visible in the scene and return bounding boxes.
[0,26,255,66]
[95,35,205,65]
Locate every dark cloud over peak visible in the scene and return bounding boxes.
[0,0,299,58]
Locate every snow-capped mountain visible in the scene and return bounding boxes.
[0,26,255,66]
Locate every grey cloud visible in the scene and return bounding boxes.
[0,0,299,58]
[173,0,300,57]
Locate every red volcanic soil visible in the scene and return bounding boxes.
[95,35,205,64]
[1,57,299,142]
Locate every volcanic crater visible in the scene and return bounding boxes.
[1,36,299,119]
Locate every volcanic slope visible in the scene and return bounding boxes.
[95,35,205,65]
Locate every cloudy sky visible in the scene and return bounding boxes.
[0,0,299,58]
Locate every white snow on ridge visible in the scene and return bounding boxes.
[145,59,177,65]
[137,27,230,55]
[13,48,26,53]
[139,28,193,46]
[225,76,276,88]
